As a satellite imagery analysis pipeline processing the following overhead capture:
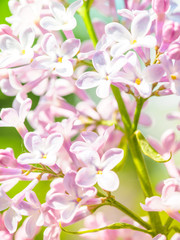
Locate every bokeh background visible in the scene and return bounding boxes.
[0,0,180,239]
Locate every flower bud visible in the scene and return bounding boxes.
[162,21,180,43]
[167,41,180,60]
[152,0,170,14]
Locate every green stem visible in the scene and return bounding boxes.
[106,197,151,230]
[111,85,132,131]
[78,4,98,47]
[111,85,163,234]
[61,223,153,235]
[164,217,174,230]
[132,97,145,132]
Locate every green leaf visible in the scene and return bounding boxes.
[135,130,171,163]
[60,222,153,235]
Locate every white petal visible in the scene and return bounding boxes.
[19,27,35,49]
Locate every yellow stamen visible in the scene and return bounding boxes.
[58,57,63,62]
[135,78,141,85]
[130,39,137,45]
[30,58,34,63]
[97,170,103,175]
[106,76,109,81]
[21,49,26,55]
[76,197,81,203]
[171,74,177,80]
[42,154,47,159]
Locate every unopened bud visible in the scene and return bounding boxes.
[152,0,169,14]
[167,41,180,60]
[162,21,180,43]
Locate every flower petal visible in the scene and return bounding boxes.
[75,167,97,187]
[76,71,101,89]
[101,148,124,170]
[19,27,35,49]
[131,12,152,39]
[97,171,119,191]
[105,22,132,42]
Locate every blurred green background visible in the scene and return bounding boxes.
[0,0,180,239]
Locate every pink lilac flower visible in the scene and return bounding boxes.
[6,1,46,36]
[141,178,180,222]
[117,52,164,98]
[48,171,100,223]
[75,148,124,191]
[17,132,63,166]
[160,54,180,95]
[32,33,80,77]
[76,51,127,98]
[167,40,180,60]
[0,27,35,68]
[0,213,13,240]
[105,12,156,57]
[160,21,180,52]
[0,179,39,233]
[0,95,31,137]
[40,0,83,31]
[16,191,45,238]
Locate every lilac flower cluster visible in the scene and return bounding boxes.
[0,0,180,239]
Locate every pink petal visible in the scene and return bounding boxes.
[26,191,40,207]
[61,202,78,223]
[97,171,119,191]
[96,80,111,98]
[75,167,97,187]
[101,148,124,171]
[92,51,110,75]
[50,2,65,21]
[161,129,175,153]
[19,98,32,122]
[0,35,21,52]
[24,215,39,238]
[61,39,80,58]
[53,60,73,77]
[41,33,59,56]
[40,17,61,31]
[24,132,42,152]
[46,133,64,153]
[4,208,21,234]
[76,71,101,89]
[105,22,131,42]
[0,190,11,211]
[137,35,157,48]
[81,131,98,144]
[131,12,152,39]
[19,27,35,49]
[0,108,20,127]
[142,65,165,83]
[67,0,83,16]
[141,196,165,211]
[48,193,73,209]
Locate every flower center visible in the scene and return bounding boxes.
[130,39,137,45]
[171,74,177,80]
[135,78,141,85]
[76,197,81,203]
[58,57,63,63]
[105,75,109,81]
[42,154,47,159]
[21,49,26,55]
[97,170,103,175]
